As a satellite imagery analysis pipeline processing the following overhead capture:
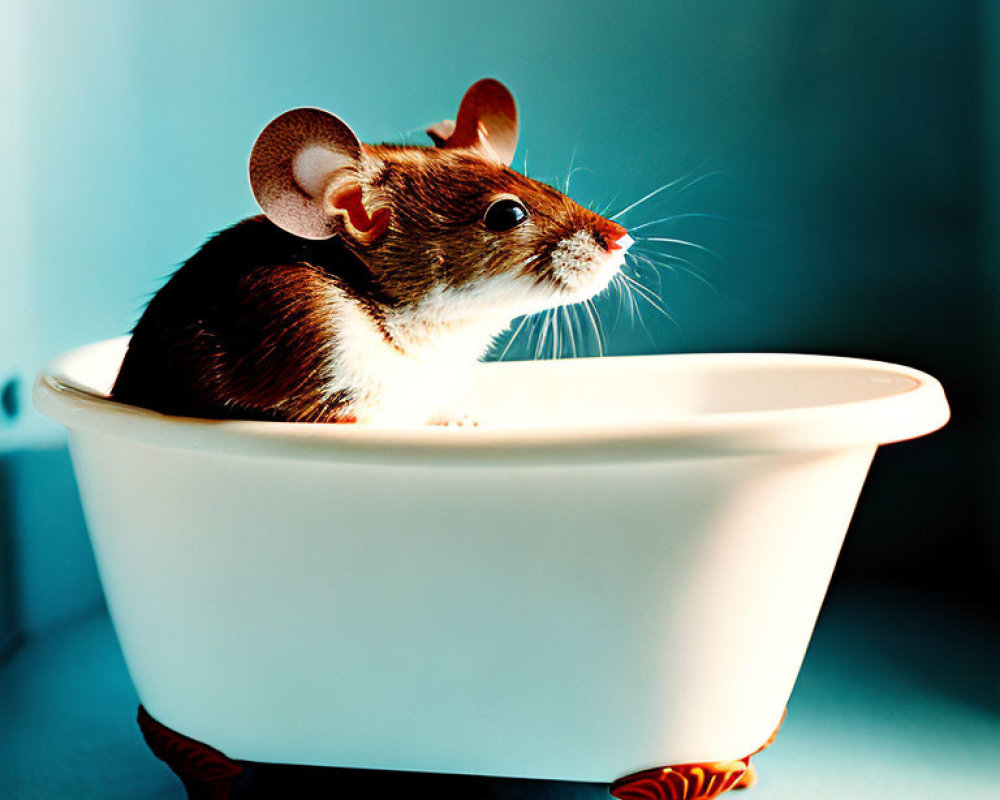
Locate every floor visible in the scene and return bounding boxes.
[0,583,996,799]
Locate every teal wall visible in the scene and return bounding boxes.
[1,1,981,364]
[0,1,993,636]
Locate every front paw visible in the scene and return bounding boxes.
[429,411,479,427]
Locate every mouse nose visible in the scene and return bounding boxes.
[593,219,631,253]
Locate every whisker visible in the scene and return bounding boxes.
[546,309,556,360]
[401,124,432,140]
[665,170,726,199]
[582,297,606,357]
[620,257,679,330]
[534,310,550,360]
[605,274,624,330]
[622,253,661,288]
[610,170,723,221]
[558,306,572,358]
[498,313,531,361]
[595,195,619,217]
[565,140,579,196]
[636,236,726,264]
[627,213,736,232]
[526,313,541,360]
[621,276,657,345]
[566,166,593,197]
[553,307,562,359]
[569,304,585,356]
[566,303,590,356]
[619,271,670,318]
[615,272,638,326]
[562,306,577,358]
[627,251,666,295]
[632,247,724,298]
[610,175,694,221]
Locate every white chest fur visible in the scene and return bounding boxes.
[324,287,510,425]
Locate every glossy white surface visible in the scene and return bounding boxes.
[34,339,949,782]
[37,338,949,464]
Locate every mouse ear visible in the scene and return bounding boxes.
[426,79,518,166]
[250,108,388,243]
[425,119,456,147]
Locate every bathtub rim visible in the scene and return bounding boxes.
[34,337,950,466]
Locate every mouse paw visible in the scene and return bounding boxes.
[429,412,479,427]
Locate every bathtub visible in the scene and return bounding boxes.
[34,338,948,790]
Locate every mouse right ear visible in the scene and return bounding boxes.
[250,108,388,242]
[426,79,519,167]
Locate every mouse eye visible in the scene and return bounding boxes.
[483,198,529,232]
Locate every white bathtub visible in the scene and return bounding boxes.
[34,338,948,785]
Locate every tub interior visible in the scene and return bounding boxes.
[54,337,924,429]
[464,356,921,426]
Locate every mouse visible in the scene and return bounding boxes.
[111,79,633,425]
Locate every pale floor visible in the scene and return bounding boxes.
[0,583,996,799]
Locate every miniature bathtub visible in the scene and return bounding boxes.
[35,337,948,786]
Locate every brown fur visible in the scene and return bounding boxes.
[347,146,621,306]
[112,82,627,423]
[112,218,364,422]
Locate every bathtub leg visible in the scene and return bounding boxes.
[137,706,245,800]
[608,710,786,800]
[733,763,757,789]
[608,759,750,800]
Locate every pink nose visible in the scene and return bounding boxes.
[596,219,630,252]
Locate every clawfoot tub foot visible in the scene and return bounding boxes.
[609,759,751,800]
[733,763,757,789]
[609,710,786,800]
[137,706,245,800]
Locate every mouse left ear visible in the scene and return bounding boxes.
[426,78,518,167]
[250,108,389,243]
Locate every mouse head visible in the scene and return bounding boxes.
[250,79,631,326]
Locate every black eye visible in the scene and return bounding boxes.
[483,198,528,232]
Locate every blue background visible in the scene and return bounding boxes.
[0,2,995,795]
[3,0,994,630]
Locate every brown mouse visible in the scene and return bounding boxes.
[111,79,633,424]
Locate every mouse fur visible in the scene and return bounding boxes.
[111,81,631,424]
